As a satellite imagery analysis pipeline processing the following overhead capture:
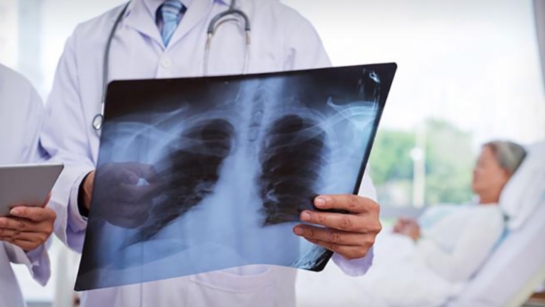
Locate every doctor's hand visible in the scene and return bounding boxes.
[0,193,56,251]
[293,195,381,260]
[81,162,164,229]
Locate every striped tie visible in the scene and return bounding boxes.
[159,0,185,47]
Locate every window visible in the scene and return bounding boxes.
[286,0,545,211]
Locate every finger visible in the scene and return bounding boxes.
[305,238,373,260]
[123,162,162,183]
[300,210,367,233]
[102,211,149,229]
[42,192,52,207]
[96,201,150,229]
[0,228,20,238]
[3,237,41,252]
[0,229,47,242]
[107,201,152,218]
[117,183,164,202]
[408,220,419,226]
[10,207,56,223]
[100,164,136,183]
[140,166,162,184]
[314,195,380,215]
[293,225,363,246]
[0,216,50,233]
[0,217,28,231]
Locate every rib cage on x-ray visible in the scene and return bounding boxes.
[132,115,328,243]
[128,69,383,245]
[76,64,397,291]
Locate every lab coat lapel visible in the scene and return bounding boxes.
[123,0,164,48]
[166,0,215,49]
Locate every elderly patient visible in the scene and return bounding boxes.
[295,140,527,307]
[392,140,526,283]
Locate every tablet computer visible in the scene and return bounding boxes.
[0,163,64,216]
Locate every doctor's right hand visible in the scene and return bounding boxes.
[80,162,164,229]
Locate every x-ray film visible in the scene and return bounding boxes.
[76,63,397,290]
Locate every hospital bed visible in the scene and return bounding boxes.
[295,141,545,307]
[446,199,545,307]
[446,141,545,307]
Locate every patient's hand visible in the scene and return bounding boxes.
[393,217,421,241]
[393,217,414,233]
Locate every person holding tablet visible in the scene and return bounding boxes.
[0,64,56,307]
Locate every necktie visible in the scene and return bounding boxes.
[159,0,185,47]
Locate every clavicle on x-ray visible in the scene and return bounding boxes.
[76,63,397,291]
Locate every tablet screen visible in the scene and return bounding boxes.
[0,163,63,216]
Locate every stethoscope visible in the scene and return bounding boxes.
[92,0,252,131]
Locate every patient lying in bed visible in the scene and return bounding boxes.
[296,140,527,307]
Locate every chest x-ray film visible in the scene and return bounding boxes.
[76,63,397,290]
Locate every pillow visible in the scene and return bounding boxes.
[499,141,545,230]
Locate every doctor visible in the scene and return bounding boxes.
[0,64,55,307]
[40,0,381,306]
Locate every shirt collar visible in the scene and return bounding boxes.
[140,0,239,19]
[124,0,232,19]
[119,0,232,48]
[143,0,193,19]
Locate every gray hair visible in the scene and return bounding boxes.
[484,140,527,175]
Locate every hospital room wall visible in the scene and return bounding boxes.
[535,0,545,98]
[0,0,127,96]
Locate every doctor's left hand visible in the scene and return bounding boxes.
[0,193,56,251]
[89,162,165,229]
[293,195,381,260]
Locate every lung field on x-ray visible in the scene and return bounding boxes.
[133,118,235,243]
[124,69,382,248]
[258,115,328,225]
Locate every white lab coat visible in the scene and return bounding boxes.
[0,64,51,307]
[40,0,377,306]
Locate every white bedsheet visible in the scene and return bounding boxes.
[296,231,463,307]
[446,200,545,307]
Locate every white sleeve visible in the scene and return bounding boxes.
[5,242,51,286]
[417,210,504,282]
[5,85,51,286]
[282,9,332,71]
[21,87,47,163]
[40,33,94,254]
[282,8,376,276]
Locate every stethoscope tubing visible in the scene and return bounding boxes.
[93,0,251,132]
